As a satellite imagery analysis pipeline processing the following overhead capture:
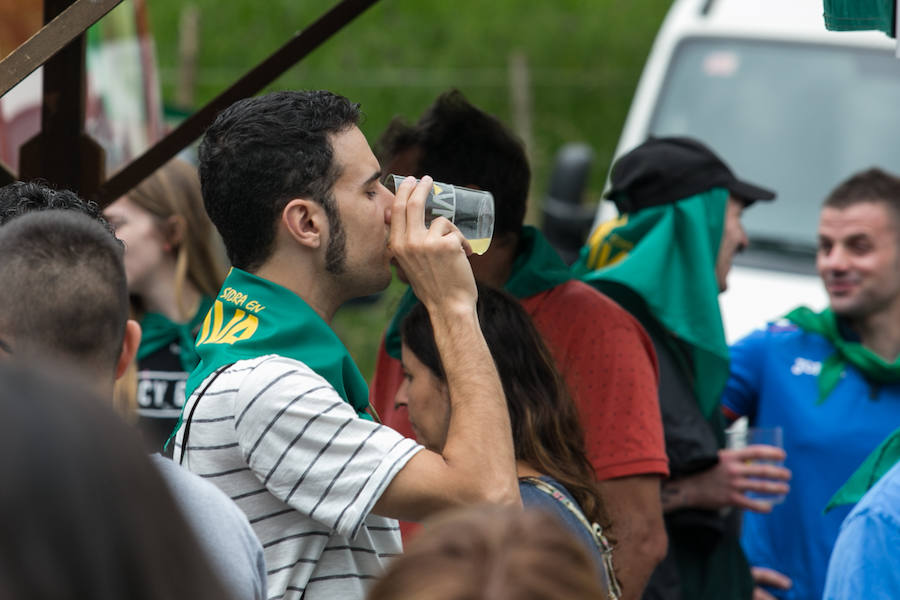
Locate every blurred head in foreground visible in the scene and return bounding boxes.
[366,505,608,600]
[0,363,232,600]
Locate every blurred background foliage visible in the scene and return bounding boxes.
[147,0,671,379]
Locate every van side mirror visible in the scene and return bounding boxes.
[541,143,597,265]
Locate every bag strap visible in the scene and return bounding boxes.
[177,362,235,466]
[520,476,622,599]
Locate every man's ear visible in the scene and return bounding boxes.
[281,198,326,249]
[115,319,142,380]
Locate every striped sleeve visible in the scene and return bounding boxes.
[233,356,422,539]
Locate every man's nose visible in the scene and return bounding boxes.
[821,245,850,271]
[737,223,749,252]
[382,183,394,225]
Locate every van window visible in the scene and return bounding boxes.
[649,37,900,250]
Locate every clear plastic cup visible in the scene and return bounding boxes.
[387,174,495,255]
[726,425,786,505]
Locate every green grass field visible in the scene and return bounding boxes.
[148,0,671,379]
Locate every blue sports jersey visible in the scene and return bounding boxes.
[722,320,900,600]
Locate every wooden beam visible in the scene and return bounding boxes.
[92,0,380,207]
[0,0,123,99]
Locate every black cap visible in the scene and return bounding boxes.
[604,136,776,213]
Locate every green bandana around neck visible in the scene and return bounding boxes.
[572,189,729,420]
[384,226,572,359]
[138,296,214,373]
[826,426,900,512]
[183,268,371,420]
[785,306,900,403]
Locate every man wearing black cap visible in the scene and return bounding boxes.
[575,136,791,600]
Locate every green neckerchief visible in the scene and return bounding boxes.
[183,268,371,420]
[824,0,895,37]
[826,426,900,512]
[572,189,729,421]
[137,296,214,373]
[384,226,572,359]
[785,306,900,403]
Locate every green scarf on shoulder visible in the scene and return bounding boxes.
[785,306,900,403]
[138,296,214,372]
[823,0,895,37]
[383,226,572,359]
[183,268,371,419]
[826,426,900,512]
[572,188,729,421]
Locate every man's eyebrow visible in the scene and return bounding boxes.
[845,233,872,244]
[0,337,11,355]
[364,170,382,186]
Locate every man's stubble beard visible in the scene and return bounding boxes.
[324,210,346,276]
[324,212,391,297]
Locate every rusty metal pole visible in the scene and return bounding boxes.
[18,0,105,195]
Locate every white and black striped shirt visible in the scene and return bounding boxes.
[173,355,422,600]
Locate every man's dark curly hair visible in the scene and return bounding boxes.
[377,90,530,239]
[824,168,900,230]
[198,90,361,271]
[0,181,115,237]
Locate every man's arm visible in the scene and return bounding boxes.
[536,288,668,599]
[597,475,667,600]
[373,176,519,520]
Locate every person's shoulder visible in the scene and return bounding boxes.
[541,279,618,306]
[846,461,900,524]
[151,454,251,522]
[152,453,221,496]
[150,455,266,596]
[535,280,642,325]
[231,354,328,388]
[228,353,314,374]
[732,318,800,345]
[763,317,803,336]
[519,475,575,503]
[220,355,340,413]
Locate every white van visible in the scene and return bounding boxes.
[598,0,900,341]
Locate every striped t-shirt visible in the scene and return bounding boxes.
[173,355,423,600]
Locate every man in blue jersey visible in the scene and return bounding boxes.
[722,168,900,600]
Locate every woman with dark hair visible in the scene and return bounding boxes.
[398,284,619,597]
[0,362,234,600]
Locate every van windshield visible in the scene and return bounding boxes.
[649,37,900,251]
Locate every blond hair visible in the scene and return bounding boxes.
[113,159,227,419]
[127,158,226,318]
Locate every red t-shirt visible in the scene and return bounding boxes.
[370,280,669,481]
